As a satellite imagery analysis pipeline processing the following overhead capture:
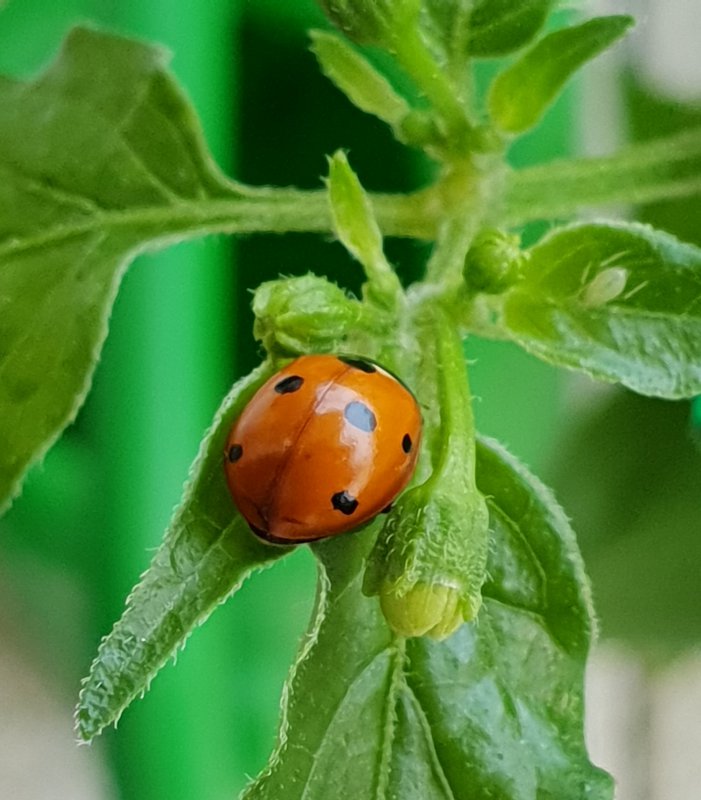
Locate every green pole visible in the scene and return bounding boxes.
[90,2,242,798]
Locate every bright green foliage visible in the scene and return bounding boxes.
[318,0,420,47]
[327,151,403,307]
[423,0,554,66]
[76,363,287,741]
[0,26,373,515]
[463,228,526,294]
[309,31,448,151]
[420,0,474,82]
[327,151,390,273]
[0,26,238,513]
[309,30,411,131]
[242,438,610,800]
[500,222,701,398]
[489,15,634,133]
[2,4,701,799]
[465,0,554,56]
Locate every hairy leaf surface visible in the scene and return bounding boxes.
[0,26,240,514]
[310,30,410,130]
[502,222,701,398]
[76,363,287,740]
[422,0,554,76]
[241,437,611,800]
[489,15,633,133]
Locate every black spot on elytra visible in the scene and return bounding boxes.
[338,356,376,373]
[331,491,358,515]
[344,401,377,432]
[228,443,243,462]
[402,433,412,453]
[275,375,304,394]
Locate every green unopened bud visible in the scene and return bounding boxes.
[379,583,466,639]
[463,228,527,294]
[252,274,364,357]
[397,109,442,149]
[318,0,420,47]
[364,475,489,640]
[364,309,490,641]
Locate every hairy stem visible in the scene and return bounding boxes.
[504,126,701,225]
[8,127,698,265]
[391,25,474,148]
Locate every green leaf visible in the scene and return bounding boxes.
[466,0,555,57]
[326,151,402,305]
[501,221,701,399]
[76,363,287,741]
[0,25,239,514]
[310,30,410,129]
[242,437,610,800]
[423,0,554,66]
[327,151,387,268]
[420,0,473,79]
[317,0,421,47]
[489,15,633,133]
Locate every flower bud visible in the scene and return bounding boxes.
[252,274,364,358]
[397,109,441,148]
[463,228,527,294]
[380,583,467,640]
[364,478,489,640]
[363,308,490,641]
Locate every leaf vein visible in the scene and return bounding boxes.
[108,71,186,205]
[374,641,405,800]
[0,159,107,214]
[298,645,393,800]
[0,231,105,386]
[403,679,457,800]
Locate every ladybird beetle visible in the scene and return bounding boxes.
[224,354,422,544]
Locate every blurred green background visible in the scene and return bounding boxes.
[0,2,698,799]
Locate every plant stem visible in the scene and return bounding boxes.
[422,306,478,487]
[424,214,479,285]
[8,126,699,265]
[391,25,474,148]
[504,126,701,225]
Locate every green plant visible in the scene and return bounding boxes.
[1,1,700,797]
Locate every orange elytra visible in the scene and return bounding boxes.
[223,354,422,544]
